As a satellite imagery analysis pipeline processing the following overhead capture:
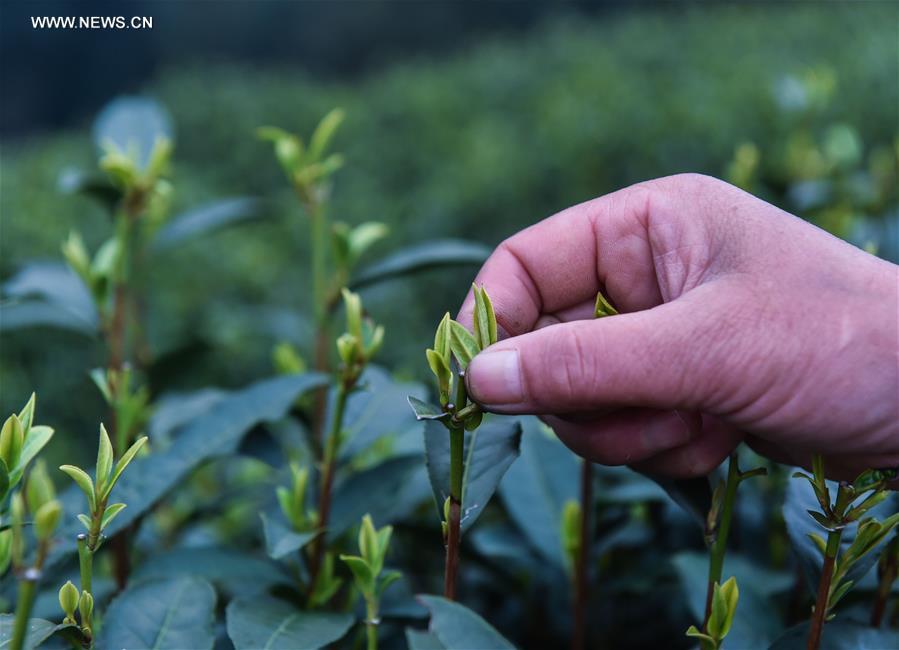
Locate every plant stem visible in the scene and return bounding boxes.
[77,535,93,594]
[704,454,740,627]
[365,598,378,650]
[444,425,463,601]
[808,529,842,650]
[10,571,38,650]
[572,460,592,650]
[308,382,349,596]
[305,196,332,456]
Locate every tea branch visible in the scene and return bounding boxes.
[795,457,899,650]
[0,398,59,650]
[703,453,767,627]
[413,285,496,600]
[59,425,146,647]
[308,289,384,602]
[340,515,401,650]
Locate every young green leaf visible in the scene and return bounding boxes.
[96,423,114,492]
[472,285,497,349]
[449,320,480,369]
[34,499,62,540]
[434,313,452,362]
[426,349,452,406]
[685,625,715,645]
[594,290,619,318]
[307,108,345,162]
[348,222,389,264]
[718,576,739,639]
[0,414,24,471]
[340,554,374,593]
[101,503,127,530]
[102,435,148,499]
[342,288,363,340]
[17,393,37,434]
[60,465,96,511]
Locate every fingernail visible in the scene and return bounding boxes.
[467,349,524,406]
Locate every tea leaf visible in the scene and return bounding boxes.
[425,418,521,533]
[226,595,353,650]
[152,198,268,251]
[350,239,490,290]
[260,512,318,560]
[96,424,114,491]
[407,396,449,421]
[449,320,480,369]
[101,503,127,530]
[307,108,346,162]
[98,577,215,650]
[46,374,329,569]
[102,435,149,499]
[418,596,515,650]
[472,285,497,349]
[59,465,96,512]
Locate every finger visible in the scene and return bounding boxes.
[457,180,671,335]
[543,409,702,466]
[629,416,743,478]
[466,286,731,414]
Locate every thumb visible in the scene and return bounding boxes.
[465,293,727,414]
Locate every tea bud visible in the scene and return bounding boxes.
[34,500,63,541]
[58,581,79,621]
[0,415,24,470]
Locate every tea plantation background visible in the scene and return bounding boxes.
[1,3,897,648]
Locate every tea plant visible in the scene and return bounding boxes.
[1,396,60,650]
[793,458,899,649]
[2,95,898,650]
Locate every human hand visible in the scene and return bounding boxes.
[457,174,898,479]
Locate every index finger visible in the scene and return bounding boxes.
[456,180,665,337]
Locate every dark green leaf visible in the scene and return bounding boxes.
[350,239,490,290]
[425,418,521,533]
[58,168,122,210]
[329,455,427,539]
[152,198,269,250]
[338,366,428,460]
[0,616,64,649]
[98,577,216,650]
[418,595,515,650]
[48,373,328,568]
[261,513,318,560]
[769,621,899,649]
[226,595,353,650]
[408,396,449,421]
[647,472,720,529]
[406,629,447,650]
[132,546,290,594]
[499,417,578,566]
[1,262,99,334]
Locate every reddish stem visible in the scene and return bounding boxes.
[444,497,461,600]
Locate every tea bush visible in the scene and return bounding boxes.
[1,5,897,650]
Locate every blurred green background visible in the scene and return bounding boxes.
[2,2,897,469]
